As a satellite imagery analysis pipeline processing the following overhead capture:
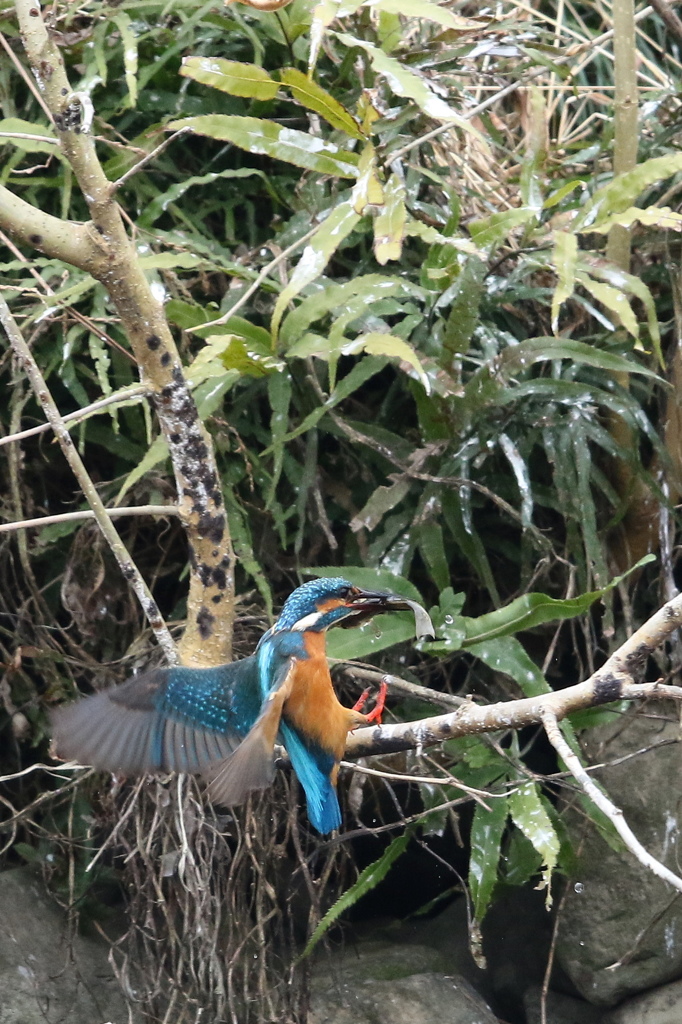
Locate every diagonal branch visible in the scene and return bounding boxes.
[541,707,682,892]
[0,294,177,662]
[346,588,682,757]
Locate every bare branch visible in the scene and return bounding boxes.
[0,293,177,662]
[0,505,178,533]
[0,385,148,447]
[541,708,682,892]
[0,184,101,269]
[346,589,682,758]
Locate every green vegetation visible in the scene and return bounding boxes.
[1,0,681,1018]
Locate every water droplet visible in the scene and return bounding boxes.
[444,614,454,625]
[373,626,382,639]
[574,882,584,894]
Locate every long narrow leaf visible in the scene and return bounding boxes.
[167,115,359,178]
[299,831,411,959]
[271,200,361,341]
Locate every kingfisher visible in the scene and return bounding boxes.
[51,577,419,834]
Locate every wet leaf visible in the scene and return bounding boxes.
[543,179,586,209]
[469,795,509,923]
[468,207,537,252]
[373,173,407,264]
[575,152,682,230]
[167,115,359,178]
[139,167,269,229]
[442,256,485,365]
[263,357,388,449]
[112,13,138,108]
[180,56,280,100]
[267,373,292,509]
[368,0,483,32]
[416,520,449,591]
[350,333,429,392]
[335,32,486,141]
[281,274,422,351]
[137,252,205,270]
[551,229,578,333]
[309,0,341,71]
[575,270,638,339]
[279,67,364,138]
[116,435,169,503]
[350,478,411,532]
[271,200,361,340]
[351,142,384,213]
[426,555,654,655]
[299,831,412,959]
[467,636,549,697]
[508,782,560,901]
[578,260,661,363]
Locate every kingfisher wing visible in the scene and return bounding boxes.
[203,656,296,807]
[50,658,261,776]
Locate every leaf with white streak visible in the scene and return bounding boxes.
[373,173,406,264]
[271,200,361,341]
[335,32,486,144]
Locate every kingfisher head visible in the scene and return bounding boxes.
[273,577,413,634]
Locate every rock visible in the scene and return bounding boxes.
[0,867,129,1024]
[524,985,607,1024]
[609,978,682,1023]
[309,940,498,1024]
[385,886,557,1017]
[556,705,682,1005]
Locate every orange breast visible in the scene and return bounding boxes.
[282,633,356,759]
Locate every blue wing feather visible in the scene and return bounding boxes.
[51,657,263,775]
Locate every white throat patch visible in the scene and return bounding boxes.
[291,610,324,631]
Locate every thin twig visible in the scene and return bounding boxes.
[194,224,319,331]
[0,294,177,662]
[341,665,468,710]
[0,505,178,533]
[0,384,148,447]
[0,132,56,144]
[541,708,682,892]
[0,30,53,121]
[339,759,496,807]
[109,127,193,193]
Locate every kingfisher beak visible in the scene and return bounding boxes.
[341,587,435,640]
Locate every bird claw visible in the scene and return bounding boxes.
[360,680,388,725]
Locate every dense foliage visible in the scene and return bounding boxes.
[1,0,682,1018]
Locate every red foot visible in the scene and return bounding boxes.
[352,687,371,712]
[363,680,388,725]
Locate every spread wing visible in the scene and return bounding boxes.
[50,659,260,776]
[203,657,296,807]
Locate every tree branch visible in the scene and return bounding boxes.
[4,0,236,666]
[346,589,682,757]
[0,185,101,268]
[0,506,178,533]
[0,294,177,661]
[541,708,682,892]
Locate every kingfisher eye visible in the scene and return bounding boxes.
[338,585,353,600]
